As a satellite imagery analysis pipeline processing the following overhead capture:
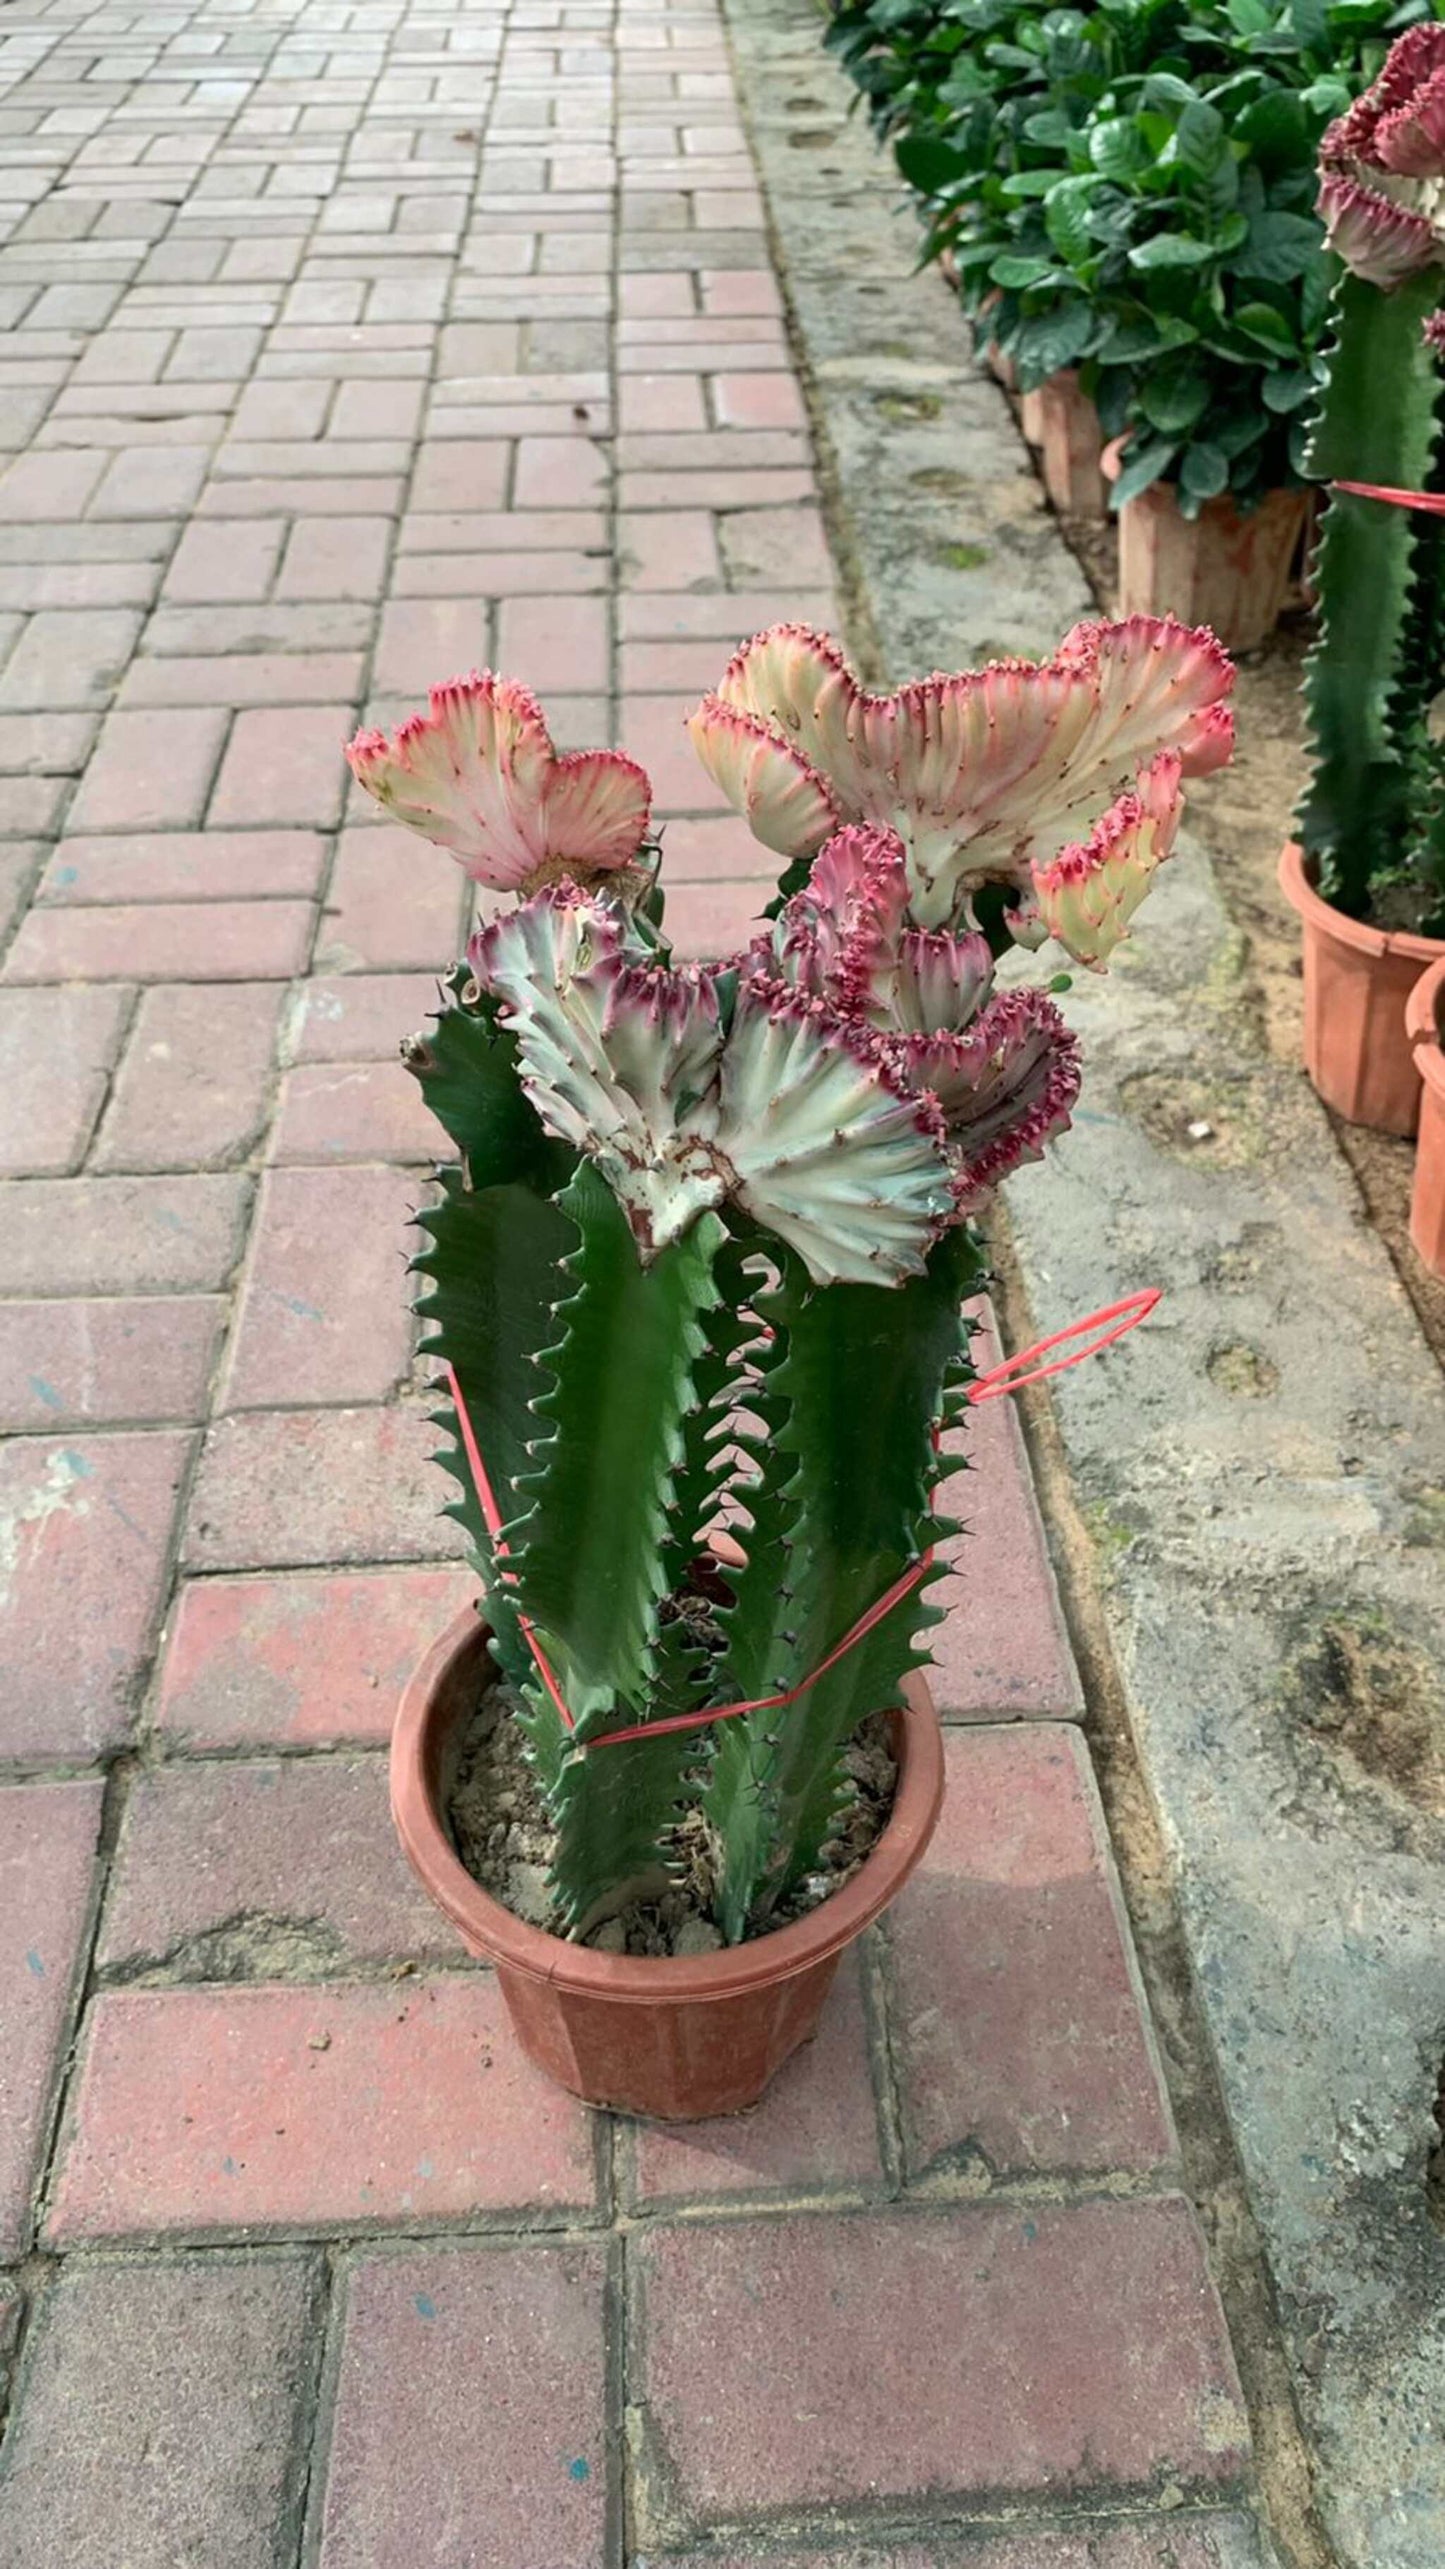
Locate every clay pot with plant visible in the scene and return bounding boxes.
[349,613,1234,2122]
[824,0,1418,643]
[1282,23,1445,1135]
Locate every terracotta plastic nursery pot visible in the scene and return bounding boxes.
[985,339,1018,394]
[1105,463,1307,654]
[1406,956,1445,1276]
[391,1605,946,2121]
[1035,370,1106,518]
[1279,840,1445,1137]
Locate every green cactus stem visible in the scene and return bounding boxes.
[1300,268,1445,922]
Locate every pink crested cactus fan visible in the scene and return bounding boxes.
[354,613,1239,1291]
[684,617,1233,938]
[472,884,956,1287]
[346,672,652,892]
[751,825,1081,1204]
[380,614,1234,1954]
[1318,23,1445,289]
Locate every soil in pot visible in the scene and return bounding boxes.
[447,1666,899,1956]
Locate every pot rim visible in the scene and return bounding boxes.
[1279,839,1445,969]
[391,1603,946,2006]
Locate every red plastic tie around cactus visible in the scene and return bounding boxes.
[964,1285,1161,1404]
[1332,479,1445,514]
[442,1285,1158,1751]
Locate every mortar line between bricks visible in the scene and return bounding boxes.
[45,2155,1197,2259]
[71,973,143,1174]
[293,2243,345,2569]
[27,1749,140,2256]
[604,2228,628,2569]
[857,1917,905,2198]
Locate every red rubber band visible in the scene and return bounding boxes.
[965,1286,1161,1403]
[443,1283,1158,1750]
[1332,479,1445,515]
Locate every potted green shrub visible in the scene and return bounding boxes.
[1280,21,1445,1133]
[353,618,1234,2122]
[826,0,1437,645]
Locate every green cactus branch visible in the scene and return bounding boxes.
[510,1164,726,1731]
[1300,268,1445,918]
[707,1225,985,1940]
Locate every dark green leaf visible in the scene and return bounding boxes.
[1234,89,1310,174]
[1238,208,1323,282]
[1013,299,1097,380]
[1044,174,1097,267]
[1089,116,1149,179]
[1262,364,1318,413]
[1129,231,1218,271]
[894,132,973,192]
[1138,356,1212,435]
[1179,440,1230,499]
[1235,298,1299,355]
[1110,433,1181,509]
[990,252,1067,288]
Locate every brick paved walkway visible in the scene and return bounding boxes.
[0,0,1268,2561]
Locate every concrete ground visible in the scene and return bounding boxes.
[0,0,1395,2563]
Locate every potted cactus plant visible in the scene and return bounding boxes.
[355,618,1234,2122]
[1281,22,1445,1134]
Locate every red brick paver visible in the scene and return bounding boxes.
[50,1976,597,2238]
[631,2200,1249,2528]
[0,2256,321,2569]
[316,2244,609,2568]
[154,1565,478,1749]
[0,1781,103,2252]
[0,0,1269,2557]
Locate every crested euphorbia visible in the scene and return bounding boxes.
[352,613,1234,1945]
[347,671,652,892]
[685,616,1232,936]
[1318,22,1445,290]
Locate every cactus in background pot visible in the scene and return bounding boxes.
[1303,23,1445,934]
[350,620,1234,1954]
[1280,25,1445,1136]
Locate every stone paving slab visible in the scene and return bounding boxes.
[630,2201,1249,2536]
[0,1778,103,2252]
[0,0,1284,2557]
[0,2253,322,2569]
[314,2241,611,2568]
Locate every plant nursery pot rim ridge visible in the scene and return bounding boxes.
[1279,838,1445,968]
[391,1603,945,2006]
[1407,953,1445,1095]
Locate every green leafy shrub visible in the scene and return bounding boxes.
[825,0,1441,514]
